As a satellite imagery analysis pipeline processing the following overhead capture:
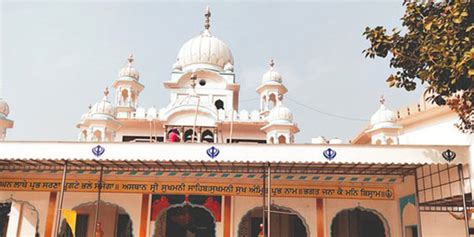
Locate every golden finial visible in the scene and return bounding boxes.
[379,95,385,105]
[269,59,275,69]
[204,6,211,30]
[127,54,134,66]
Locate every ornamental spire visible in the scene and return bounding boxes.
[127,54,134,66]
[204,6,211,31]
[103,87,109,100]
[379,95,385,105]
[269,59,275,69]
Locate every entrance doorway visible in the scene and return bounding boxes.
[154,204,215,237]
[331,207,387,237]
[59,201,133,237]
[238,206,308,237]
[0,199,39,237]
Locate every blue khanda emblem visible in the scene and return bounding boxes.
[323,148,336,161]
[442,149,456,162]
[92,145,105,157]
[207,146,220,159]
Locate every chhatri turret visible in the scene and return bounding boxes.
[76,87,121,142]
[113,54,144,119]
[366,96,401,145]
[257,60,288,116]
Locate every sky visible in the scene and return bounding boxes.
[1,1,424,143]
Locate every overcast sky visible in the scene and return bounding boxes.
[1,1,424,143]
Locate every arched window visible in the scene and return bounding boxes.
[202,130,214,143]
[386,138,394,145]
[184,129,197,142]
[269,137,275,144]
[81,130,87,141]
[121,89,129,105]
[278,135,286,144]
[268,94,277,109]
[154,204,216,237]
[59,201,133,237]
[375,140,382,145]
[131,91,137,104]
[94,130,102,142]
[167,128,180,142]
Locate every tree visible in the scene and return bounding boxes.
[363,0,473,133]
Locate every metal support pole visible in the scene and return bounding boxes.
[191,97,200,143]
[55,160,68,236]
[413,168,423,237]
[458,164,470,237]
[229,109,234,144]
[93,166,104,236]
[262,167,266,237]
[267,164,271,237]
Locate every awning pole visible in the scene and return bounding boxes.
[262,166,266,237]
[414,168,423,237]
[458,164,470,237]
[267,163,271,237]
[93,165,104,236]
[55,160,68,236]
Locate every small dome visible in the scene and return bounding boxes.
[311,136,327,144]
[370,97,396,127]
[175,7,234,71]
[262,60,282,84]
[0,99,10,117]
[118,54,140,80]
[269,104,293,123]
[329,138,344,144]
[89,88,115,118]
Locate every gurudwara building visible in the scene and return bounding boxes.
[0,7,473,237]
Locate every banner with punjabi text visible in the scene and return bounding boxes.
[0,179,394,200]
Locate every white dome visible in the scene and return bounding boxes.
[175,7,234,72]
[89,89,115,118]
[370,104,396,127]
[269,105,293,123]
[262,60,282,84]
[176,30,234,71]
[0,99,9,116]
[118,54,139,80]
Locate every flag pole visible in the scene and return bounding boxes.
[93,165,104,235]
[55,160,68,236]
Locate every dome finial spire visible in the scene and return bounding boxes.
[127,54,134,66]
[379,95,385,105]
[103,87,109,99]
[204,6,211,30]
[269,59,275,69]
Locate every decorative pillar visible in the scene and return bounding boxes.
[44,192,58,237]
[140,194,150,237]
[316,198,324,237]
[223,196,232,237]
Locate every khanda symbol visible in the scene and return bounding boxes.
[442,149,456,162]
[92,145,105,157]
[207,146,220,159]
[323,148,337,161]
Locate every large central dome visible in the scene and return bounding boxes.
[174,7,234,72]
